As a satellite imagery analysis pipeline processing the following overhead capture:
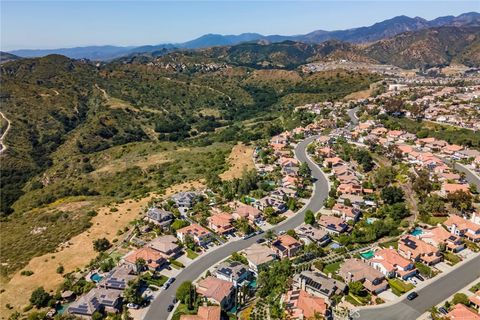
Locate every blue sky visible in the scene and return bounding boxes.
[1,1,479,50]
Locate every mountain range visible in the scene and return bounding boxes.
[7,12,480,61]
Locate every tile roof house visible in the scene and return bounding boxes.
[145,207,173,229]
[282,289,329,319]
[470,290,480,310]
[243,243,277,275]
[295,224,330,246]
[370,248,417,280]
[332,203,361,222]
[123,247,167,272]
[271,234,303,258]
[338,258,388,294]
[214,261,251,287]
[98,265,136,291]
[176,223,212,246]
[444,214,480,243]
[440,183,470,196]
[67,288,122,317]
[208,213,235,235]
[397,235,442,265]
[419,226,465,252]
[318,215,348,235]
[148,235,182,259]
[196,276,235,309]
[323,157,344,168]
[293,270,347,299]
[180,306,221,320]
[230,201,262,224]
[445,303,480,320]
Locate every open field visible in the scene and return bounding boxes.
[219,143,255,180]
[0,193,157,316]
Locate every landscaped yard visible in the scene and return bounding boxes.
[426,216,448,226]
[323,261,342,275]
[388,278,414,296]
[172,303,198,320]
[186,249,199,259]
[415,262,439,278]
[379,239,399,249]
[345,292,371,306]
[443,252,461,265]
[470,282,480,293]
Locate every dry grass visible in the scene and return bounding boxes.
[219,143,255,180]
[344,87,373,100]
[0,194,157,317]
[92,153,170,175]
[164,180,205,196]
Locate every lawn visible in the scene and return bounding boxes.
[470,282,480,293]
[323,261,342,275]
[345,292,371,306]
[426,216,448,226]
[388,278,414,296]
[141,273,169,287]
[171,303,198,320]
[186,249,199,260]
[415,262,439,278]
[379,239,399,249]
[443,252,461,265]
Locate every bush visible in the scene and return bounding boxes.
[20,270,34,276]
[56,265,64,274]
[93,238,111,252]
[30,287,52,308]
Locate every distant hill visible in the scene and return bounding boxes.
[0,51,21,64]
[8,12,479,60]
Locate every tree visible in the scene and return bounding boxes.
[176,281,194,306]
[299,162,312,178]
[452,293,469,306]
[304,209,315,225]
[447,191,472,212]
[30,287,52,308]
[124,280,144,305]
[184,234,196,251]
[419,195,445,217]
[348,281,364,296]
[93,238,111,252]
[135,258,147,272]
[412,169,433,196]
[381,186,405,205]
[170,219,189,232]
[286,229,298,239]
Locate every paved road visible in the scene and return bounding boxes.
[144,135,329,320]
[357,254,480,320]
[347,107,360,127]
[0,111,11,154]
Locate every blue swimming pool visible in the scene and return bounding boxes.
[411,227,424,236]
[90,273,103,283]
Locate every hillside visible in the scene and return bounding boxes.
[364,26,480,69]
[0,52,21,64]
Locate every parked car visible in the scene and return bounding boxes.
[438,307,448,315]
[127,303,139,309]
[415,274,425,281]
[167,304,174,312]
[163,283,170,289]
[256,238,265,244]
[407,292,418,300]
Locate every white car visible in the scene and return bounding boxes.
[127,303,139,309]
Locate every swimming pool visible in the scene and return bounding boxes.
[360,250,375,260]
[90,273,103,283]
[366,218,378,224]
[411,227,424,236]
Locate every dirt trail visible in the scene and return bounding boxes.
[0,111,11,155]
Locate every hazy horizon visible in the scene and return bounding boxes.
[1,1,479,51]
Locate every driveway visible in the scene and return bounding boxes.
[144,135,330,320]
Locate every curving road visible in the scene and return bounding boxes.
[0,111,11,155]
[144,135,329,320]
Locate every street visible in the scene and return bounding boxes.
[144,135,329,320]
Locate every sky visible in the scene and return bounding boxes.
[1,1,479,51]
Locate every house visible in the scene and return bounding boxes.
[440,183,470,196]
[338,258,388,294]
[293,270,347,299]
[271,234,303,258]
[230,202,262,224]
[180,306,221,320]
[196,276,235,309]
[397,235,442,265]
[123,247,167,272]
[445,303,480,320]
[444,214,480,242]
[208,213,235,235]
[243,243,277,275]
[318,215,348,235]
[176,223,212,246]
[98,265,136,290]
[337,183,362,195]
[171,191,199,208]
[144,207,173,229]
[295,224,330,246]
[214,261,251,287]
[323,157,344,168]
[332,203,360,222]
[67,288,122,318]
[282,289,329,319]
[148,235,183,259]
[469,290,480,310]
[255,196,286,213]
[370,248,417,280]
[419,226,464,252]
